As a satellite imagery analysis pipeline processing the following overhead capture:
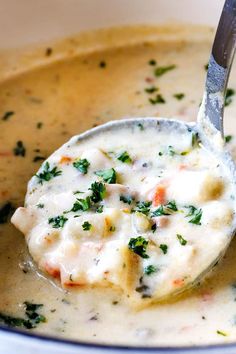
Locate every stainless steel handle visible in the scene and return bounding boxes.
[200,0,236,135]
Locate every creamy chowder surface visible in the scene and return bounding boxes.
[1,25,236,346]
[12,121,236,308]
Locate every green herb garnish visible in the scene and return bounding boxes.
[185,206,202,225]
[168,145,175,156]
[177,234,187,246]
[117,151,132,163]
[1,111,15,121]
[216,330,227,337]
[133,201,152,215]
[120,195,134,205]
[173,93,185,100]
[13,141,26,157]
[225,135,233,143]
[95,168,117,184]
[73,158,90,174]
[151,200,178,217]
[128,236,149,259]
[96,205,104,213]
[36,122,43,129]
[225,88,235,107]
[144,265,158,275]
[48,215,68,228]
[99,61,106,68]
[149,59,156,66]
[145,86,158,94]
[154,64,176,77]
[159,244,168,254]
[36,162,62,184]
[71,197,91,212]
[24,302,46,327]
[89,182,106,203]
[138,123,144,131]
[149,94,165,104]
[0,302,46,329]
[82,221,92,231]
[36,203,44,209]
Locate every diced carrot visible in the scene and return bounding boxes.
[44,263,60,279]
[173,278,184,287]
[153,184,166,206]
[64,282,85,287]
[59,156,72,164]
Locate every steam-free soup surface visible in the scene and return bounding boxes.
[1,25,236,346]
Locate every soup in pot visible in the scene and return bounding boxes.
[1,25,236,346]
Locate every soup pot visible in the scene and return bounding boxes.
[0,0,233,353]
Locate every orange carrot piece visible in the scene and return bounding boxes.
[173,278,184,287]
[59,156,72,164]
[44,263,60,279]
[153,184,166,206]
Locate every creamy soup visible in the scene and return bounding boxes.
[1,25,236,346]
[11,120,236,308]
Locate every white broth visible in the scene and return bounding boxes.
[1,25,236,346]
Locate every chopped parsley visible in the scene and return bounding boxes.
[89,182,106,203]
[0,302,46,329]
[133,201,152,215]
[159,244,168,254]
[0,202,15,224]
[167,145,175,156]
[185,206,202,225]
[24,302,46,327]
[1,111,15,121]
[225,135,233,143]
[149,94,165,104]
[99,61,106,68]
[204,63,209,71]
[36,162,62,184]
[154,64,176,77]
[151,200,178,217]
[192,131,200,147]
[128,236,149,259]
[48,215,68,228]
[117,151,132,163]
[149,59,156,66]
[138,123,144,131]
[82,221,92,231]
[73,158,90,174]
[36,203,44,209]
[177,234,187,246]
[71,197,91,212]
[173,93,185,100]
[109,225,116,232]
[96,205,104,213]
[225,88,235,107]
[216,330,227,337]
[36,122,43,129]
[95,168,117,184]
[120,195,134,205]
[145,86,158,94]
[13,141,26,157]
[144,265,158,275]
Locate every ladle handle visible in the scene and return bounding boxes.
[199,0,236,136]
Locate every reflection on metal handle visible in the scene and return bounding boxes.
[201,0,236,135]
